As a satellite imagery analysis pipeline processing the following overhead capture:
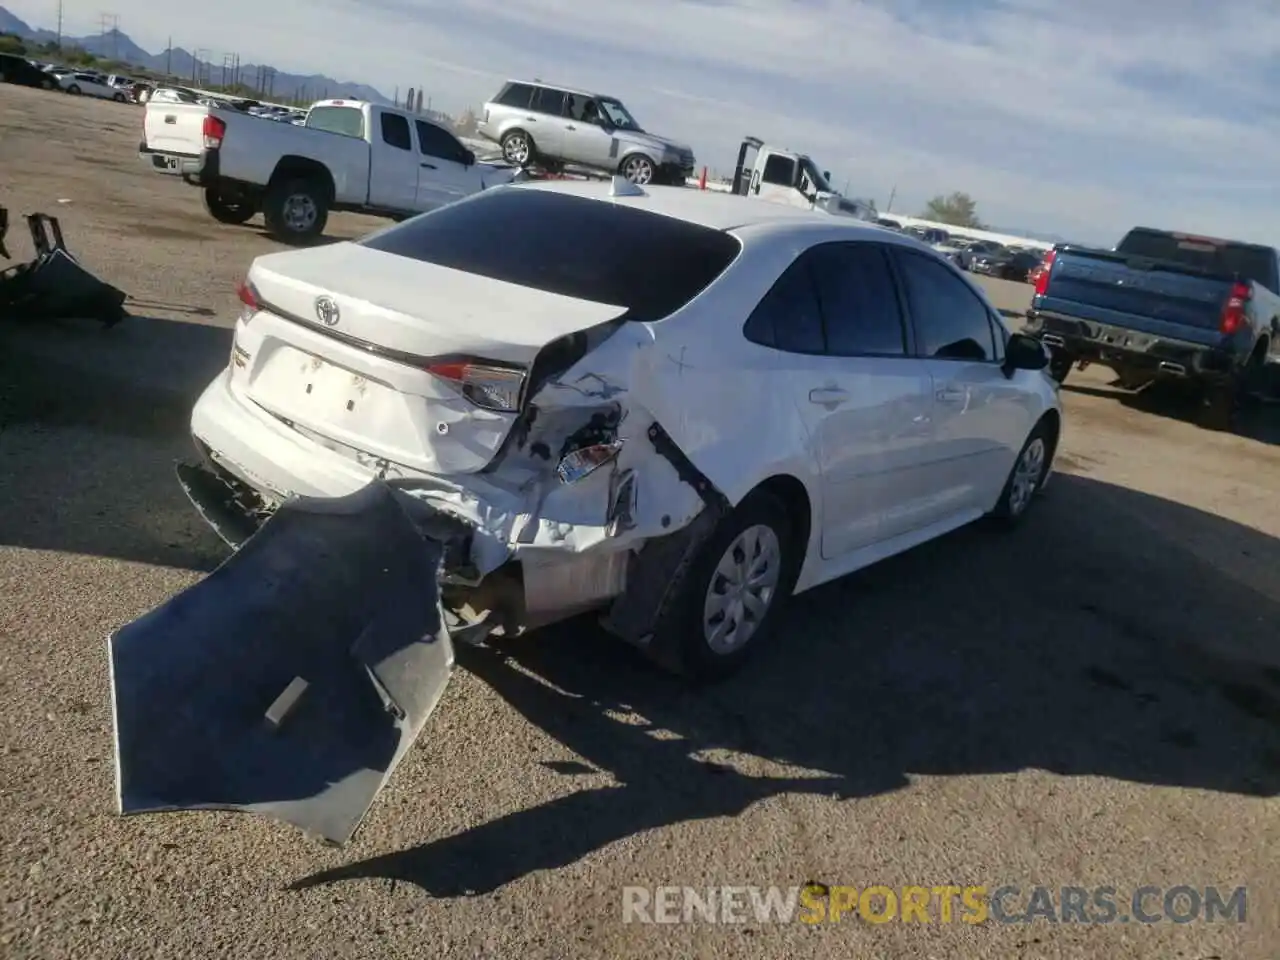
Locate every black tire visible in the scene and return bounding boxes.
[202,185,257,225]
[67,85,81,95]
[644,489,799,682]
[1047,350,1074,384]
[618,153,656,185]
[500,130,535,167]
[42,79,54,90]
[990,418,1053,525]
[113,92,127,102]
[261,177,329,245]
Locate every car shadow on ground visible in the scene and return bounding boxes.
[0,312,233,571]
[1063,372,1280,446]
[293,472,1280,898]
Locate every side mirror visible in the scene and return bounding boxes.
[823,170,831,182]
[1003,332,1050,375]
[463,149,475,166]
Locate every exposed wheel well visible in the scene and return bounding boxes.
[267,157,335,201]
[752,474,812,559]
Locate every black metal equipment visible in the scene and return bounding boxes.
[0,205,128,327]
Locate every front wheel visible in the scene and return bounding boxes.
[203,185,257,225]
[990,420,1053,525]
[113,92,127,102]
[67,85,81,95]
[261,177,329,245]
[644,490,798,681]
[619,153,655,185]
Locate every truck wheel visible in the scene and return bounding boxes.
[1197,375,1243,431]
[203,185,257,225]
[642,490,799,682]
[1047,350,1074,384]
[262,177,328,245]
[500,131,534,167]
[618,154,655,185]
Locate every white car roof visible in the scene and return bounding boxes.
[514,180,903,240]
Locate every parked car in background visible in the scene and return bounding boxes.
[0,53,58,89]
[974,248,1041,282]
[875,217,903,231]
[1025,227,1280,424]
[56,70,130,101]
[477,79,696,185]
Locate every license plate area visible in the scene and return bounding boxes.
[299,353,375,415]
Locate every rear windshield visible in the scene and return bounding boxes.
[305,106,365,139]
[358,188,743,321]
[1117,228,1278,291]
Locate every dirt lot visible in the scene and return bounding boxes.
[2,83,1280,959]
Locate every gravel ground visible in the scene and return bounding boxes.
[2,83,1280,959]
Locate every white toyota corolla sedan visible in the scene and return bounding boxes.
[184,178,1061,679]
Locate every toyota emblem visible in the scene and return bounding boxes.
[315,296,340,327]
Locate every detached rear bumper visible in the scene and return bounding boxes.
[1025,309,1239,382]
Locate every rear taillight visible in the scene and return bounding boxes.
[203,114,226,150]
[1033,249,1056,296]
[1220,281,1251,335]
[236,278,260,323]
[424,360,526,413]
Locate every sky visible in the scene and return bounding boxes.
[8,0,1280,244]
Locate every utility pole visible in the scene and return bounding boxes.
[99,14,119,60]
[885,184,897,213]
[165,36,172,76]
[55,0,64,50]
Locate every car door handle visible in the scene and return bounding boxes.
[565,124,576,130]
[809,387,849,408]
[420,162,436,169]
[935,386,966,403]
[525,116,537,122]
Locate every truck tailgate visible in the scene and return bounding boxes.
[1041,251,1231,336]
[144,101,208,156]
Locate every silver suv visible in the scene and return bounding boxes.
[477,80,696,186]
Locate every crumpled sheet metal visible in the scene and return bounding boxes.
[108,481,455,845]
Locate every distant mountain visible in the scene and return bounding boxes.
[0,5,390,104]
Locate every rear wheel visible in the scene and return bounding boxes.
[203,185,257,225]
[644,490,799,681]
[67,84,81,95]
[262,177,329,245]
[500,130,534,167]
[1047,350,1074,384]
[113,91,127,102]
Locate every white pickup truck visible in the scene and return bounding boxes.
[138,96,521,244]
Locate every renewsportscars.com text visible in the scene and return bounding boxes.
[621,884,1247,925]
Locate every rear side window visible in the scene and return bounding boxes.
[495,82,535,108]
[306,106,365,139]
[762,155,796,186]
[380,113,412,151]
[1116,229,1278,292]
[358,188,742,322]
[531,87,566,116]
[743,257,825,354]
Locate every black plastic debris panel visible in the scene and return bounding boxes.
[108,481,456,846]
[0,208,127,326]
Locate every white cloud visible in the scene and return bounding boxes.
[6,0,1279,244]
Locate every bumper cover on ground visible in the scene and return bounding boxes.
[0,208,127,326]
[108,480,456,845]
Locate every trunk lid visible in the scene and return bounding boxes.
[143,101,209,156]
[238,243,625,476]
[1042,250,1234,331]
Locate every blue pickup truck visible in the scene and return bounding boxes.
[1024,227,1280,426]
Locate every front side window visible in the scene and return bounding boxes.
[893,250,997,361]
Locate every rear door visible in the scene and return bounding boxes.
[413,119,481,211]
[367,109,418,212]
[890,247,1028,514]
[525,86,566,156]
[741,242,934,557]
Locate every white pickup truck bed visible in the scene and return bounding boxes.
[139,96,519,244]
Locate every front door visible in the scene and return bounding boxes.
[754,151,808,209]
[561,95,617,169]
[413,119,482,212]
[890,248,1022,513]
[367,109,419,213]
